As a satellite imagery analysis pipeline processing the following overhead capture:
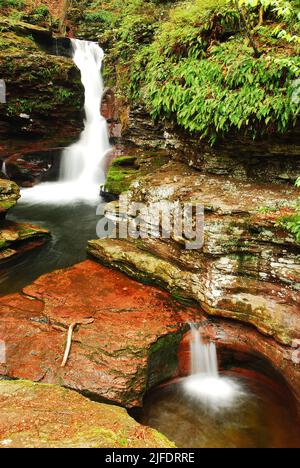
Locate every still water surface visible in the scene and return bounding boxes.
[0,199,103,295]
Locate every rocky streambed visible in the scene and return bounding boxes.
[0,7,299,447]
[0,258,299,447]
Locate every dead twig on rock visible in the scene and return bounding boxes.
[61,318,94,368]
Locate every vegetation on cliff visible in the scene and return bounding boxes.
[73,0,300,143]
[277,177,300,241]
[76,0,300,241]
[2,1,298,143]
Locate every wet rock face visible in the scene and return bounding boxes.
[88,161,300,347]
[0,259,298,412]
[0,260,196,407]
[0,179,50,261]
[3,147,63,187]
[122,107,166,149]
[0,380,174,448]
[0,18,83,156]
[117,105,300,185]
[164,125,300,185]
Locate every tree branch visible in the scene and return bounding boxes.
[234,0,261,58]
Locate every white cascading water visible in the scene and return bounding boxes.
[21,39,110,204]
[183,324,243,410]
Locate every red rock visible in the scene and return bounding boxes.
[0,260,196,407]
[0,259,299,411]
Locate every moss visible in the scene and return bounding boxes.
[104,151,170,195]
[0,200,16,212]
[105,157,140,195]
[0,380,175,448]
[105,167,138,195]
[112,155,137,167]
[0,17,82,136]
[147,331,185,391]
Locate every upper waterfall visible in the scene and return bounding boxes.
[21,39,110,204]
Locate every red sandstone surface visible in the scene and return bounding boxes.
[0,259,298,409]
[0,260,195,406]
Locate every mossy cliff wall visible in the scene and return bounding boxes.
[0,18,83,140]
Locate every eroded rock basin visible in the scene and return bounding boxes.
[0,256,299,447]
[134,369,300,448]
[0,189,299,447]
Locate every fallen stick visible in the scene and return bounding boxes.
[61,318,94,368]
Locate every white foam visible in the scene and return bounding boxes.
[183,374,243,410]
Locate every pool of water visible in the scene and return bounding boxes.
[0,198,104,295]
[136,373,300,448]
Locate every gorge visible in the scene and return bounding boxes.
[0,0,299,450]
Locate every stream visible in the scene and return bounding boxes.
[0,36,299,449]
[0,198,102,295]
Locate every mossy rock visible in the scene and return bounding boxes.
[104,151,170,196]
[0,380,175,448]
[0,179,20,214]
[105,159,140,195]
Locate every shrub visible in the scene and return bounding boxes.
[0,0,25,9]
[84,10,114,24]
[129,0,300,142]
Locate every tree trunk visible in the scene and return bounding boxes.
[258,6,264,27]
[234,0,261,58]
[59,0,71,36]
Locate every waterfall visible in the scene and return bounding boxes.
[183,324,243,410]
[1,161,8,177]
[21,39,110,204]
[190,323,219,377]
[59,39,110,186]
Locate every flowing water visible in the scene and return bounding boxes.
[134,326,300,447]
[1,39,300,448]
[183,324,243,409]
[21,39,111,205]
[137,374,300,448]
[0,201,103,295]
[0,39,109,294]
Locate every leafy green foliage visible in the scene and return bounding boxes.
[84,10,114,24]
[66,0,300,141]
[128,0,299,142]
[279,211,300,242]
[0,0,24,9]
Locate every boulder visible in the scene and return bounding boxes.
[0,179,50,263]
[0,380,174,448]
[0,260,196,407]
[0,259,298,410]
[0,180,20,216]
